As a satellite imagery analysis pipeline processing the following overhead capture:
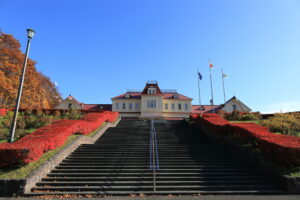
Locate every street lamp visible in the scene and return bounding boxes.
[8,28,35,143]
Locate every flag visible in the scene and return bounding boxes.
[198,72,202,80]
[222,72,228,78]
[209,63,214,69]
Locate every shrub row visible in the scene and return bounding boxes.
[190,114,300,167]
[0,109,9,116]
[220,110,261,121]
[0,111,119,167]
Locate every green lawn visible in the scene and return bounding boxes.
[0,128,37,143]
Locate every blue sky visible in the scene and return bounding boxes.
[1,0,300,113]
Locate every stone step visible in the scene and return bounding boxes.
[67,155,232,159]
[51,168,258,173]
[36,180,270,186]
[31,119,282,195]
[42,175,267,182]
[31,184,278,192]
[47,171,261,177]
[27,189,285,196]
[56,165,249,169]
[60,160,246,165]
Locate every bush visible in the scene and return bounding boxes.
[0,111,119,167]
[68,108,81,120]
[0,109,9,116]
[223,111,261,121]
[223,110,243,121]
[53,110,61,118]
[261,113,300,136]
[17,117,26,129]
[240,113,261,121]
[191,113,300,167]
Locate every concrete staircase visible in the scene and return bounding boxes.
[30,120,283,195]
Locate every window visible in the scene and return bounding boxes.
[68,103,72,109]
[129,103,132,110]
[148,88,156,94]
[122,103,126,110]
[135,103,139,109]
[174,94,179,99]
[233,104,237,110]
[116,103,119,110]
[178,103,182,110]
[148,100,156,108]
[125,93,130,99]
[172,103,175,110]
[165,103,168,110]
[184,103,188,110]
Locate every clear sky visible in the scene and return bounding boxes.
[1,0,300,113]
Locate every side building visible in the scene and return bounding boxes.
[55,95,112,110]
[192,96,251,114]
[111,81,193,119]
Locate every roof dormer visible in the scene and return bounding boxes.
[125,93,131,99]
[141,80,162,94]
[147,87,156,94]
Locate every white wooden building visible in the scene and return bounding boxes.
[221,96,251,112]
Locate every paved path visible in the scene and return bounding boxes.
[1,195,300,200]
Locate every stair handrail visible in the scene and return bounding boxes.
[149,119,159,192]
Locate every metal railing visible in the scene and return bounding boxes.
[149,119,159,192]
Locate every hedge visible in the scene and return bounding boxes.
[0,111,119,167]
[0,109,9,116]
[191,113,300,167]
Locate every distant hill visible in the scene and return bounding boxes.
[0,31,62,109]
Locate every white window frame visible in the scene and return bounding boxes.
[122,103,126,110]
[148,100,156,108]
[233,104,237,110]
[148,88,156,94]
[129,103,132,110]
[184,103,188,110]
[172,103,175,110]
[165,103,168,110]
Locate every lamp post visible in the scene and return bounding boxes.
[8,28,35,143]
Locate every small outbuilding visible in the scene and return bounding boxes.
[55,95,83,109]
[221,96,251,113]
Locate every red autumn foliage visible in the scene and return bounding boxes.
[191,113,300,167]
[0,109,9,116]
[0,111,119,167]
[0,31,62,109]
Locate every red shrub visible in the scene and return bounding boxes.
[0,109,9,116]
[0,111,119,167]
[190,114,199,119]
[191,114,300,167]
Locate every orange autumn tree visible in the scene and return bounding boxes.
[0,31,61,109]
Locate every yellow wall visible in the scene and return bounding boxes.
[112,99,141,112]
[141,96,163,113]
[162,99,192,113]
[112,95,192,118]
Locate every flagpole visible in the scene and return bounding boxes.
[197,69,201,106]
[209,58,214,113]
[222,69,226,106]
